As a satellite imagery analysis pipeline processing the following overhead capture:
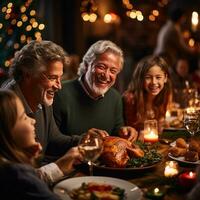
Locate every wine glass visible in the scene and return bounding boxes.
[78,133,103,176]
[183,108,200,136]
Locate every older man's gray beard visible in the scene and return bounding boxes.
[87,78,111,96]
[92,83,109,96]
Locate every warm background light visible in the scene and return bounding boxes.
[191,11,199,32]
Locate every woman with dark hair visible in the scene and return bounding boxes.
[0,89,81,200]
[123,55,172,133]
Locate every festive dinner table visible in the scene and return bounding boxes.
[53,130,200,200]
[126,130,199,200]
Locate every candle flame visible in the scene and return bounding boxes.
[144,130,158,139]
[164,161,179,177]
[154,188,159,194]
[165,110,171,118]
[169,161,176,167]
[189,172,194,177]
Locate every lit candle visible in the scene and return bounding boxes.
[144,119,159,143]
[165,110,172,125]
[164,161,179,177]
[146,187,165,199]
[179,171,197,188]
[165,110,171,119]
[144,130,159,143]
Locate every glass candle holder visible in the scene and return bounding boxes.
[164,161,179,177]
[144,119,159,143]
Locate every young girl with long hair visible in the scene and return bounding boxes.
[123,55,172,133]
[0,89,80,200]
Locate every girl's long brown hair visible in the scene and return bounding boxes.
[0,89,32,165]
[128,55,172,122]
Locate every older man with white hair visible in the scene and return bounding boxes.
[53,40,138,141]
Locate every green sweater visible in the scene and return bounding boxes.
[53,79,124,136]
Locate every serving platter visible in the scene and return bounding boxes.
[93,161,160,172]
[168,153,200,165]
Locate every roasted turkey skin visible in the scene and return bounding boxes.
[100,136,144,168]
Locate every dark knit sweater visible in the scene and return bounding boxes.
[53,79,124,136]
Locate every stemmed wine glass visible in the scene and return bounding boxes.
[78,132,103,176]
[183,108,200,136]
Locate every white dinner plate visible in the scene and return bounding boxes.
[53,176,143,200]
[168,153,200,165]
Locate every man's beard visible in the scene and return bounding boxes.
[39,87,54,106]
[90,82,109,96]
[87,73,112,96]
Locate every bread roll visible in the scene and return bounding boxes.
[169,146,187,157]
[176,138,187,149]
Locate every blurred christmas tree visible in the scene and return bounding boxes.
[0,0,45,82]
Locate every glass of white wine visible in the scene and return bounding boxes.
[183,107,200,136]
[78,132,103,176]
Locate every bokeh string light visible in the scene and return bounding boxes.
[80,0,199,68]
[80,0,98,23]
[0,0,45,70]
[80,0,170,23]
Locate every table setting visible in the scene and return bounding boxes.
[52,104,200,200]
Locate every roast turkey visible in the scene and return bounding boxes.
[100,136,144,168]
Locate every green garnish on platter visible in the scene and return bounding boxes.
[127,141,162,168]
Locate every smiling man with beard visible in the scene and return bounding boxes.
[53,40,138,142]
